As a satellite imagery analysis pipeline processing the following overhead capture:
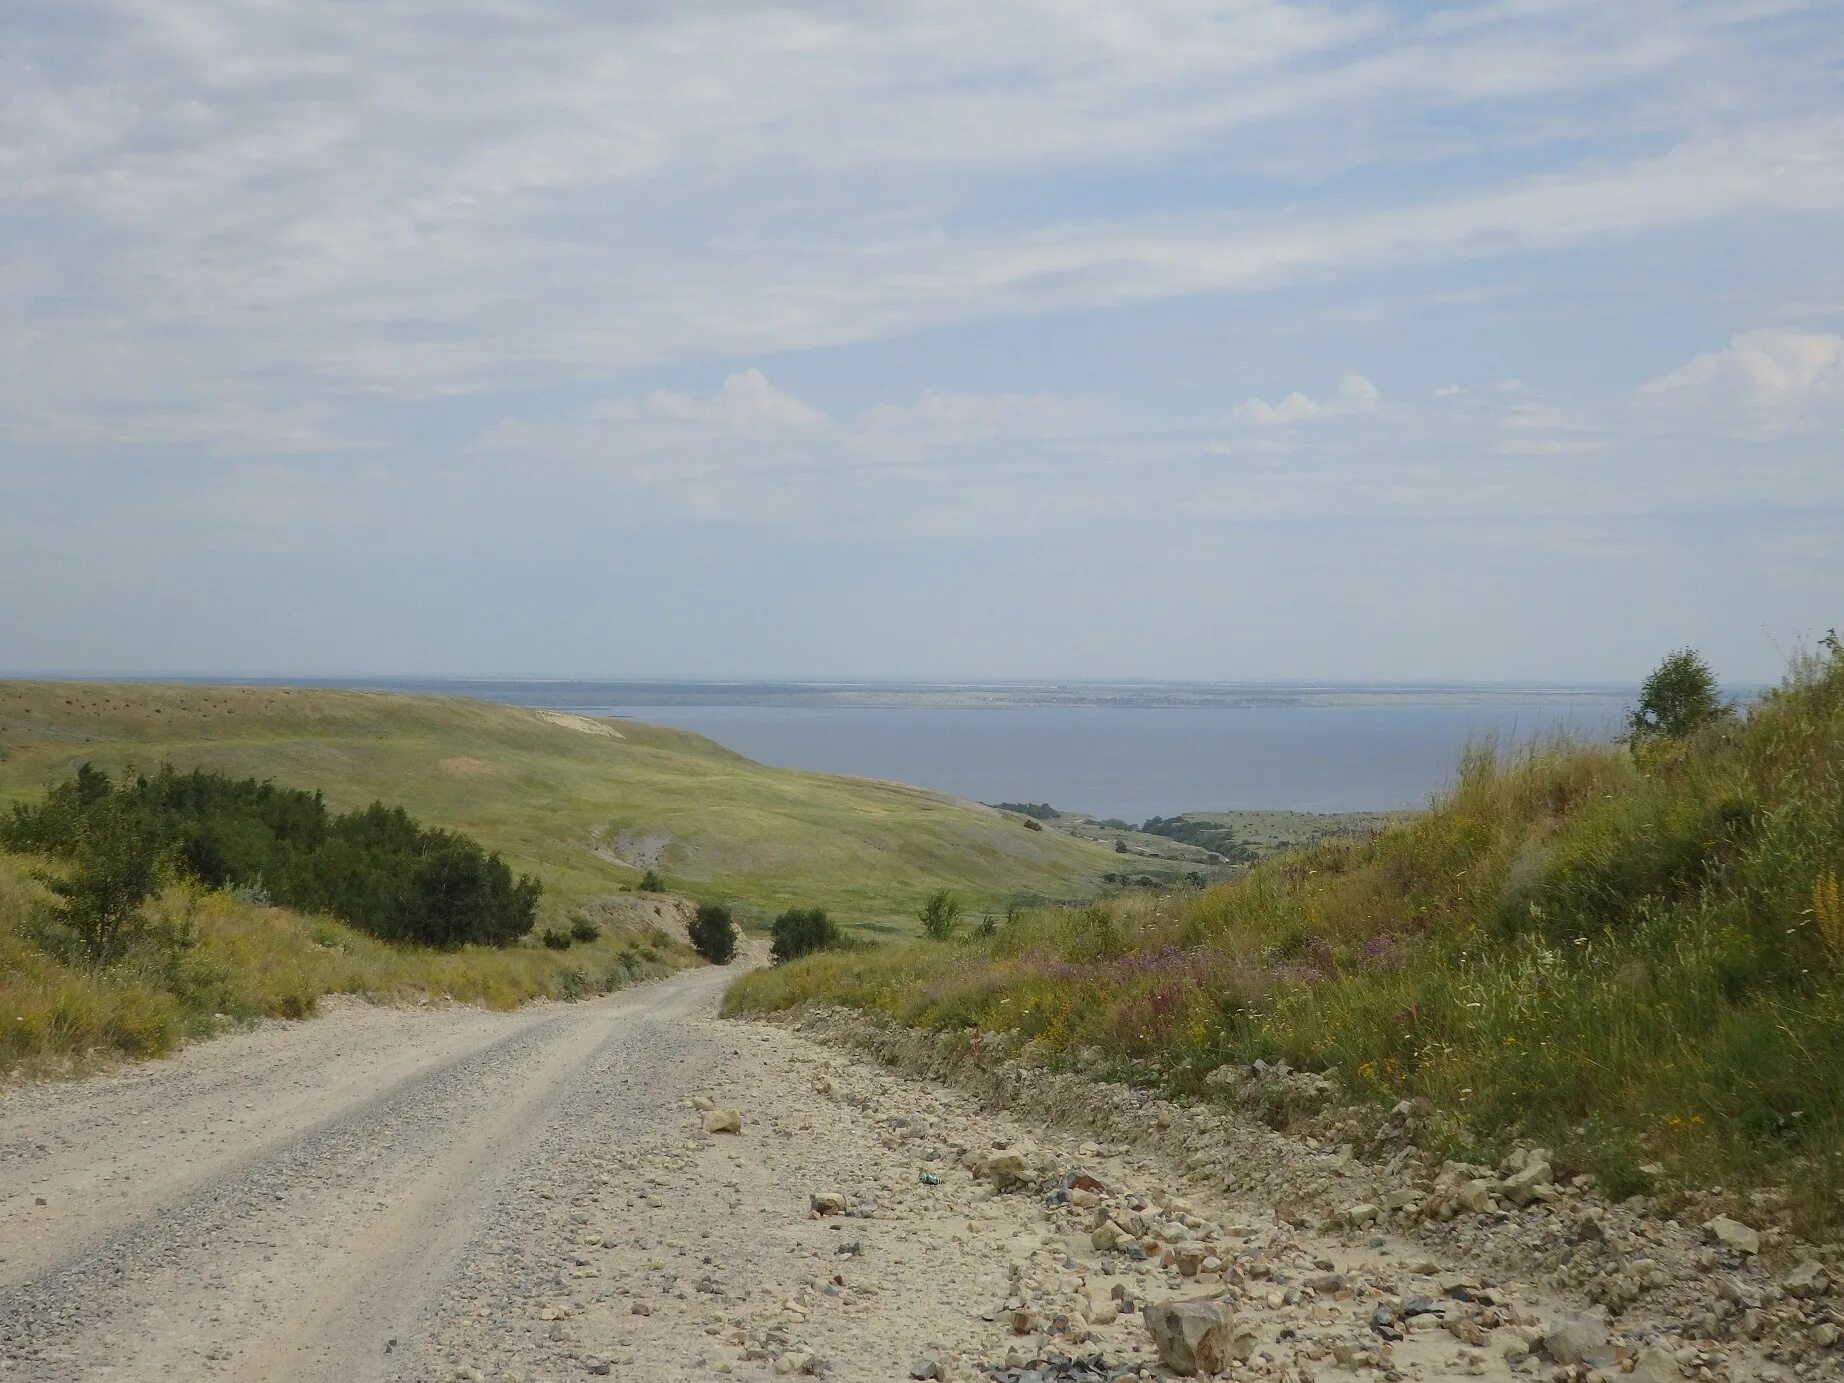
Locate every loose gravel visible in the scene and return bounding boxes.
[3,957,1830,1382]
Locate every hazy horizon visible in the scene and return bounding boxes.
[0,670,1653,693]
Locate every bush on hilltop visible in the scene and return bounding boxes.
[1627,647,1731,746]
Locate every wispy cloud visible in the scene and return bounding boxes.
[3,0,1841,426]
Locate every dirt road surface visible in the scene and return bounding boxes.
[0,963,1723,1382]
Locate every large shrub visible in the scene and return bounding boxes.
[32,791,164,962]
[1628,648,1730,745]
[690,902,738,964]
[918,888,964,941]
[770,906,839,964]
[1,765,540,949]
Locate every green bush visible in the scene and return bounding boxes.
[690,902,738,964]
[918,888,964,941]
[0,764,540,949]
[1628,648,1730,745]
[554,967,591,999]
[541,928,572,950]
[770,906,839,964]
[33,792,164,963]
[638,868,663,893]
[569,918,600,943]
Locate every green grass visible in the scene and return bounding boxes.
[0,682,1117,930]
[731,643,1844,1230]
[0,848,681,1078]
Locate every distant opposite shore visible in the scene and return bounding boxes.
[52,677,1641,821]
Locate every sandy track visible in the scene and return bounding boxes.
[0,963,1742,1383]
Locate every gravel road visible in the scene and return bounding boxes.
[0,961,1781,1383]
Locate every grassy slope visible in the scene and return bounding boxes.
[733,646,1844,1229]
[0,682,1115,929]
[0,849,683,1077]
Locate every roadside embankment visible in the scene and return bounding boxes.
[730,643,1844,1236]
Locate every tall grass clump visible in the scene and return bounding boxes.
[731,640,1844,1228]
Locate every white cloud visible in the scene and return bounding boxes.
[639,369,827,430]
[1641,328,1844,407]
[1233,373,1379,426]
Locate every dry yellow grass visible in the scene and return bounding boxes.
[0,849,682,1079]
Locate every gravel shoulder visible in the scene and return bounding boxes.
[1,960,1829,1382]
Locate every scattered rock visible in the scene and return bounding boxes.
[1626,1348,1681,1383]
[1142,1297,1241,1376]
[1538,1315,1612,1366]
[1090,1221,1128,1252]
[1702,1214,1760,1255]
[1501,1160,1554,1206]
[701,1108,744,1135]
[1173,1244,1208,1277]
[978,1350,1135,1382]
[1784,1259,1830,1298]
[981,1149,1036,1190]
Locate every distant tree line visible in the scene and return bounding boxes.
[990,802,1060,820]
[1,764,541,951]
[1136,816,1257,862]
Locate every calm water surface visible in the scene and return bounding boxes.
[216,678,1632,820]
[593,700,1625,819]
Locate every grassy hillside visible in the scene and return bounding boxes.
[733,642,1844,1229]
[0,682,1115,929]
[0,847,684,1077]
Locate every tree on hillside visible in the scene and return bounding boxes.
[918,888,963,941]
[770,907,839,964]
[1628,649,1731,746]
[36,794,163,962]
[690,902,738,964]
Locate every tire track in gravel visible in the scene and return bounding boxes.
[0,969,732,1381]
[0,999,544,1287]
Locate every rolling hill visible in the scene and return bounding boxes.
[0,682,1116,930]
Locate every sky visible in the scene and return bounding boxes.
[1,0,1841,684]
